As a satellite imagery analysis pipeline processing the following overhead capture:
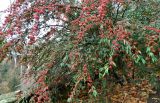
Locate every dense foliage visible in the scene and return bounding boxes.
[0,0,160,102]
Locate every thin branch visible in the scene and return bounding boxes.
[113,3,121,25]
[121,6,128,18]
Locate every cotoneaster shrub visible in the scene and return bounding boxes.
[0,0,159,102]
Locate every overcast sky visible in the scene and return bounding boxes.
[0,0,12,11]
[0,0,14,25]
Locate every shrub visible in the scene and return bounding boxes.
[0,0,159,102]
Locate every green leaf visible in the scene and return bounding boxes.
[146,47,151,53]
[99,73,103,79]
[63,54,69,62]
[151,56,157,63]
[60,63,65,67]
[135,55,140,63]
[93,90,98,97]
[99,68,104,72]
[149,52,154,57]
[126,45,131,54]
[104,64,108,70]
[141,58,146,64]
[67,98,72,103]
[104,69,109,75]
